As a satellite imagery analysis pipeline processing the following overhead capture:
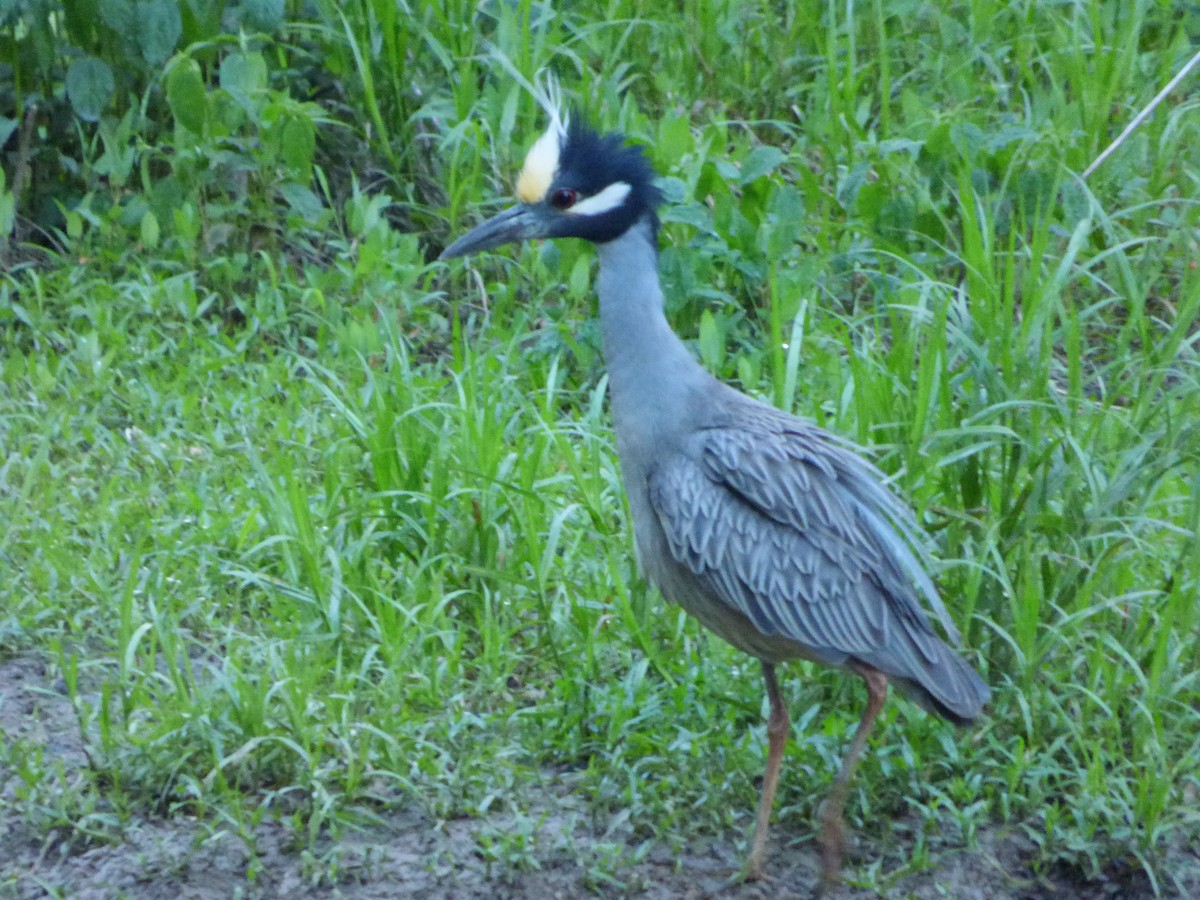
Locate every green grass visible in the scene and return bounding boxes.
[3,0,1200,894]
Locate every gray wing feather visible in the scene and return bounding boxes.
[646,413,989,722]
[652,453,903,651]
[647,420,953,666]
[697,420,961,644]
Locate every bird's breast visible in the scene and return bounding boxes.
[612,430,812,665]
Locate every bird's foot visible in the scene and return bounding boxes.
[740,844,767,882]
[812,870,837,900]
[814,799,846,898]
[727,856,774,894]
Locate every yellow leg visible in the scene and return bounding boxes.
[815,664,889,898]
[745,661,789,880]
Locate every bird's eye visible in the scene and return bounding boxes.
[549,188,579,210]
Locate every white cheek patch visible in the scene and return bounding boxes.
[568,181,632,216]
[517,121,564,204]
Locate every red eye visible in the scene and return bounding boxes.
[549,188,578,210]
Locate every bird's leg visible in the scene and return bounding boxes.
[815,664,889,898]
[744,661,789,881]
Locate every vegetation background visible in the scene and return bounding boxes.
[2,0,1198,896]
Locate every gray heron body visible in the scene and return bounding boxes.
[440,103,990,895]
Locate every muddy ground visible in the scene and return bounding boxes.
[3,655,1197,899]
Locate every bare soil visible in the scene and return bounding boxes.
[3,655,1197,899]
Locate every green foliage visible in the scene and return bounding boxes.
[148,48,328,265]
[64,56,115,122]
[0,0,312,254]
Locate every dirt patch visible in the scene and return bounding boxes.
[0,655,89,770]
[2,654,1197,898]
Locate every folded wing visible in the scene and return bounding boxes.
[647,418,989,723]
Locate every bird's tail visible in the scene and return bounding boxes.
[866,639,990,726]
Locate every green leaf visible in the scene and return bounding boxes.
[167,59,208,134]
[277,183,324,220]
[66,210,83,241]
[658,114,693,163]
[139,0,181,66]
[950,121,987,159]
[119,194,149,228]
[240,0,285,32]
[140,210,160,248]
[919,122,953,165]
[877,196,915,237]
[767,184,804,227]
[208,91,246,136]
[66,57,115,122]
[836,161,871,210]
[173,202,200,245]
[877,138,922,157]
[567,254,589,298]
[149,174,185,226]
[656,176,687,204]
[739,146,784,185]
[220,51,268,97]
[98,0,134,37]
[95,110,138,186]
[180,0,223,43]
[856,180,887,220]
[661,203,712,231]
[279,116,315,180]
[698,309,722,371]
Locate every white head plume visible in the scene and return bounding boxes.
[484,49,570,203]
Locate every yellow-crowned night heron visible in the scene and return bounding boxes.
[440,98,989,895]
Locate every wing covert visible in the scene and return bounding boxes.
[646,421,957,664]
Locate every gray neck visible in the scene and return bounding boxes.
[594,218,713,448]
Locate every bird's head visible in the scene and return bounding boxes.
[440,106,661,260]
